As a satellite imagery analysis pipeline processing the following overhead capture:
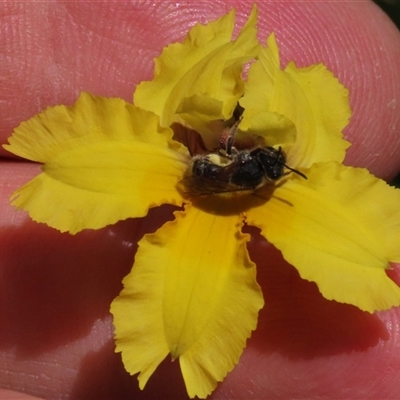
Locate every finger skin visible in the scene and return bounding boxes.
[1,1,400,399]
[0,390,43,400]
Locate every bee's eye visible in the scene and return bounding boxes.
[266,165,285,180]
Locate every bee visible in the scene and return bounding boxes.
[180,117,307,197]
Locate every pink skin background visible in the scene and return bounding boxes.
[1,1,400,399]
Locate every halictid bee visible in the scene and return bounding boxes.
[180,117,307,197]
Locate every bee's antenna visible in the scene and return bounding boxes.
[283,164,308,179]
[276,147,307,179]
[224,117,242,155]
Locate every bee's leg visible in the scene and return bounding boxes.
[219,108,243,156]
[225,117,242,155]
[233,102,245,121]
[229,146,239,156]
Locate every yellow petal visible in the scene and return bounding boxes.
[246,162,400,312]
[237,110,297,149]
[111,204,264,398]
[241,33,351,167]
[5,93,189,233]
[134,6,260,149]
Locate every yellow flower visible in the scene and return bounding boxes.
[4,6,400,399]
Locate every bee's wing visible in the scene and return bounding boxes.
[178,175,250,197]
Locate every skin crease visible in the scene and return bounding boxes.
[1,0,400,399]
